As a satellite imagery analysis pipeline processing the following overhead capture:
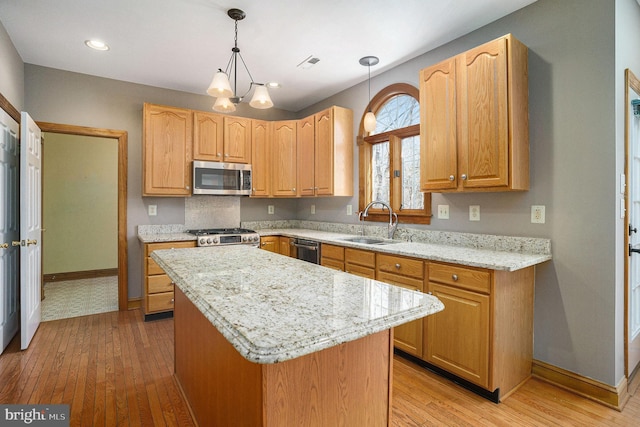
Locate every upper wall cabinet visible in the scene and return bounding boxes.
[193,112,251,164]
[251,119,270,197]
[143,103,193,196]
[223,116,252,163]
[297,106,354,197]
[420,34,529,193]
[271,120,298,197]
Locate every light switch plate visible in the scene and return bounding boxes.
[437,205,449,219]
[346,205,353,216]
[268,205,275,215]
[469,205,480,221]
[148,205,157,216]
[310,204,316,215]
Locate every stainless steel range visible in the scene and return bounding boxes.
[187,228,260,247]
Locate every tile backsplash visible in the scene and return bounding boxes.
[185,196,240,229]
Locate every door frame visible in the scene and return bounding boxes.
[37,122,128,311]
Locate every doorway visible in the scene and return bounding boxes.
[36,122,128,312]
[625,69,640,385]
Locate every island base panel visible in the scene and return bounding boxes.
[174,287,393,426]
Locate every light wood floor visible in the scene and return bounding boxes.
[1,309,640,426]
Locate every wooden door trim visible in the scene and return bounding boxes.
[36,121,128,311]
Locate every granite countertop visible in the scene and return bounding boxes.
[151,245,444,364]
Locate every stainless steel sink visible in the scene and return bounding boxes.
[340,237,397,245]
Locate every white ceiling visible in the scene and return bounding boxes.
[0,0,537,112]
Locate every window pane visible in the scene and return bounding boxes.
[401,136,423,210]
[371,94,420,135]
[371,142,390,205]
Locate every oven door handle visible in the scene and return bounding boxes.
[292,242,319,250]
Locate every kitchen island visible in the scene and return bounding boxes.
[152,245,444,427]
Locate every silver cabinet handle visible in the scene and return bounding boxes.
[461,174,467,181]
[217,152,222,156]
[449,175,455,181]
[395,263,401,269]
[452,274,458,281]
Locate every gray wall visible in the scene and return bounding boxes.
[299,0,623,387]
[0,19,24,111]
[1,0,635,388]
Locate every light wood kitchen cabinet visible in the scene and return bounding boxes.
[142,103,193,196]
[279,236,295,257]
[223,116,252,163]
[425,261,534,400]
[376,254,425,357]
[251,120,270,197]
[320,244,345,271]
[272,121,297,197]
[143,240,196,320]
[344,247,376,279]
[193,111,224,161]
[420,33,529,193]
[260,236,279,253]
[298,107,354,197]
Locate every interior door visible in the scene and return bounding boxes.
[0,109,20,354]
[19,112,42,350]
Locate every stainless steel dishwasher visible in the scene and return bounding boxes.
[292,238,320,264]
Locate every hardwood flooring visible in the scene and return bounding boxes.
[1,309,639,426]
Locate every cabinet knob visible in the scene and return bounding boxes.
[460,174,467,181]
[449,175,455,181]
[170,298,175,304]
[452,274,458,281]
[395,263,401,269]
[292,188,296,192]
[217,152,222,156]
[186,185,190,190]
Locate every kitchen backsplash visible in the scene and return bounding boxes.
[185,196,240,229]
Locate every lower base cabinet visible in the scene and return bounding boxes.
[143,241,196,320]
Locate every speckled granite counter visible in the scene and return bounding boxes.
[151,245,444,364]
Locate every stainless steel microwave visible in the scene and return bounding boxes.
[192,161,252,195]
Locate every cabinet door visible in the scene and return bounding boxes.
[425,282,490,388]
[297,115,316,196]
[458,37,508,189]
[224,117,251,163]
[377,271,424,358]
[272,121,297,197]
[260,236,279,253]
[314,108,334,195]
[279,236,294,257]
[143,103,192,196]
[419,58,458,191]
[251,120,270,197]
[193,111,223,161]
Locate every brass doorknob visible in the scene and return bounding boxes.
[0,243,8,249]
[26,239,37,246]
[12,241,22,247]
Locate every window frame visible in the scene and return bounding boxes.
[357,83,431,224]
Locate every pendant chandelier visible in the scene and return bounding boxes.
[359,56,379,133]
[207,8,273,113]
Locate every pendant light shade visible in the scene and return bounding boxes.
[207,70,234,97]
[359,55,379,133]
[364,111,377,133]
[207,8,276,111]
[249,85,274,109]
[213,96,236,113]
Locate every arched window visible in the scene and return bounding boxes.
[358,83,431,224]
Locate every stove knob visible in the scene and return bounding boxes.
[213,237,219,244]
[207,238,213,244]
[253,236,259,242]
[199,238,206,245]
[242,236,248,242]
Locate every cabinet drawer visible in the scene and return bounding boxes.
[377,254,424,279]
[321,258,344,271]
[345,263,375,279]
[146,240,196,256]
[148,274,173,294]
[147,257,165,276]
[147,291,175,313]
[376,271,424,291]
[322,244,345,261]
[428,262,491,294]
[345,248,375,268]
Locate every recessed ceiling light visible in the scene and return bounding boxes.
[266,82,281,89]
[84,39,109,51]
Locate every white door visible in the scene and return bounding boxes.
[0,109,20,354]
[629,88,640,374]
[19,112,42,350]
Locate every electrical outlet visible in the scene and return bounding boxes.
[437,205,449,219]
[268,205,275,215]
[469,205,480,221]
[148,205,157,216]
[531,205,545,223]
[310,204,316,215]
[346,205,353,216]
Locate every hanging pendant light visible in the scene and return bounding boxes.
[207,8,275,112]
[359,56,379,133]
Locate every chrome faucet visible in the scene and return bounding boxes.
[358,201,398,239]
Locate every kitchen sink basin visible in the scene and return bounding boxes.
[340,237,397,245]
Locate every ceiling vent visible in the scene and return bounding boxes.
[297,55,320,69]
